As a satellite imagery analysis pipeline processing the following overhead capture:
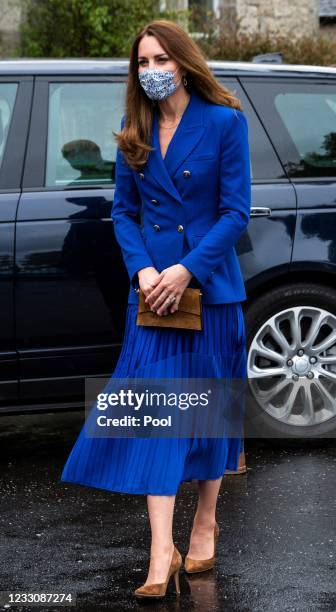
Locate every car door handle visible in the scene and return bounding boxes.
[250,206,272,217]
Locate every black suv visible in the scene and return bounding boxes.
[1,59,336,438]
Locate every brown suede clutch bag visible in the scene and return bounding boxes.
[136,287,202,330]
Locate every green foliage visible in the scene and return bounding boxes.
[19,0,184,57]
[194,9,336,67]
[11,0,336,66]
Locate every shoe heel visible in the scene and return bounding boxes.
[184,521,220,574]
[134,544,182,599]
[173,569,180,594]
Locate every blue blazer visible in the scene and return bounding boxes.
[111,88,251,305]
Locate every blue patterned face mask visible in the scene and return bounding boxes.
[138,67,181,100]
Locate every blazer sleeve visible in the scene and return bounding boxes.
[111,115,155,290]
[178,109,251,287]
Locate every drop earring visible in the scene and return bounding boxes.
[183,74,187,86]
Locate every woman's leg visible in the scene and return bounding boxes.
[142,494,177,585]
[186,477,222,560]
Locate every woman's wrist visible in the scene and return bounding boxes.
[177,264,193,282]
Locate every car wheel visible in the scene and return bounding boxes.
[245,283,336,438]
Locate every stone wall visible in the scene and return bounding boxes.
[0,0,22,56]
[219,0,321,38]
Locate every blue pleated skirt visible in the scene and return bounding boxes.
[60,302,247,495]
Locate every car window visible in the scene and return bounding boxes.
[241,79,336,179]
[45,82,125,188]
[276,91,336,176]
[220,78,286,181]
[0,83,18,171]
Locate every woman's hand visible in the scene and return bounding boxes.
[144,264,193,316]
[137,267,162,300]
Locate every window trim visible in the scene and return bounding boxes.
[221,77,289,182]
[22,76,126,191]
[239,77,336,182]
[0,77,33,191]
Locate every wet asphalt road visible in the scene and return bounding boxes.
[0,411,335,612]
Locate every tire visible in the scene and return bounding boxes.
[244,283,336,439]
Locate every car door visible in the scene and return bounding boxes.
[243,77,336,273]
[236,75,336,437]
[218,77,297,294]
[16,75,129,405]
[0,76,33,409]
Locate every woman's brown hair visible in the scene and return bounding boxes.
[113,19,243,172]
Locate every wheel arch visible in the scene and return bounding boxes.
[245,268,336,311]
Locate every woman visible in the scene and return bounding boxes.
[60,19,251,599]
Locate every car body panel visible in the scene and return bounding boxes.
[0,60,334,412]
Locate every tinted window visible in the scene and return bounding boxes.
[45,82,125,188]
[241,79,336,179]
[0,83,18,171]
[276,90,336,176]
[220,78,286,181]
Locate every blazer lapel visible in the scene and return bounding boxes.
[145,89,207,204]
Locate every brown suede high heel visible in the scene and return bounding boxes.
[184,521,220,573]
[225,450,247,474]
[134,545,182,599]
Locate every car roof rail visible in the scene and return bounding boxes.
[252,52,283,64]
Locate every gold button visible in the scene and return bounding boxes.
[177,225,184,232]
[139,172,144,180]
[151,199,159,205]
[153,224,160,231]
[183,170,191,178]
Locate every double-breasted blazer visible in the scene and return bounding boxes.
[111,88,252,305]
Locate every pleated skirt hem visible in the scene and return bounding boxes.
[60,303,246,496]
[61,470,232,496]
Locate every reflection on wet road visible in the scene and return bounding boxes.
[0,411,335,611]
